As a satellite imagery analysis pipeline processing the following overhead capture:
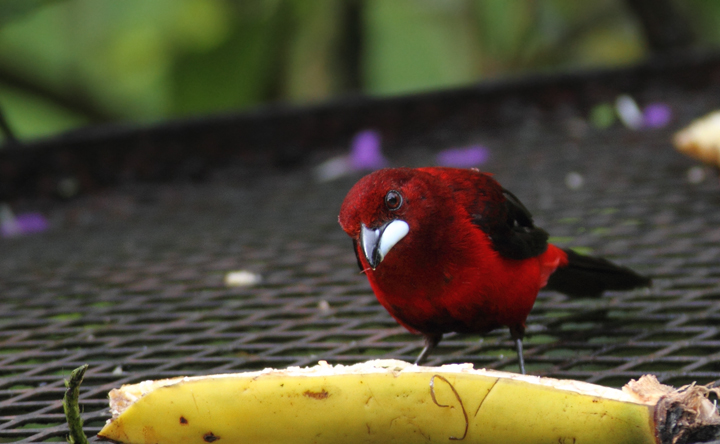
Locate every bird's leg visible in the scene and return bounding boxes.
[514,338,526,375]
[509,326,526,375]
[414,333,442,365]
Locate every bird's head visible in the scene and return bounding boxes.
[339,168,449,270]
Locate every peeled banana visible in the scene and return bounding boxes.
[98,359,720,444]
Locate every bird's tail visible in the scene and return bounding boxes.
[544,248,651,297]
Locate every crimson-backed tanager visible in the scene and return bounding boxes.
[338,167,651,374]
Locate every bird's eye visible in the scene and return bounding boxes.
[384,190,403,211]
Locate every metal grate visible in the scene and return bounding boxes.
[2,81,720,442]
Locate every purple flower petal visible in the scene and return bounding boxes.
[15,213,49,233]
[349,130,387,171]
[436,146,490,167]
[1,213,49,237]
[643,103,672,128]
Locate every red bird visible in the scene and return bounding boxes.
[338,167,650,373]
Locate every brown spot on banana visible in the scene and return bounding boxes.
[303,389,329,400]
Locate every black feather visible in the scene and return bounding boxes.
[472,188,548,260]
[545,249,651,297]
[352,239,364,271]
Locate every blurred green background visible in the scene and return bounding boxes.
[0,0,718,143]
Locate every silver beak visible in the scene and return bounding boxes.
[360,220,409,269]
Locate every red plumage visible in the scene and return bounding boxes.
[339,167,650,372]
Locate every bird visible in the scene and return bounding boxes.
[338,167,651,374]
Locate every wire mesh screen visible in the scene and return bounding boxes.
[2,81,720,442]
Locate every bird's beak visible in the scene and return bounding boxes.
[360,220,409,269]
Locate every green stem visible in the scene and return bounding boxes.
[63,364,89,444]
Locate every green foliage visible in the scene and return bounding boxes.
[680,0,720,44]
[0,0,64,27]
[364,0,480,95]
[172,2,286,115]
[0,0,715,141]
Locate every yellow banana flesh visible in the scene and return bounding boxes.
[98,359,719,444]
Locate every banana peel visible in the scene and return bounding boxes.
[674,110,720,168]
[98,359,720,444]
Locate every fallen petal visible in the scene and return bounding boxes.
[349,130,387,170]
[436,146,490,167]
[643,103,672,128]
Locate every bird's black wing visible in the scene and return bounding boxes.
[471,187,549,260]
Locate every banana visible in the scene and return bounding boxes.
[674,110,720,168]
[98,359,720,444]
